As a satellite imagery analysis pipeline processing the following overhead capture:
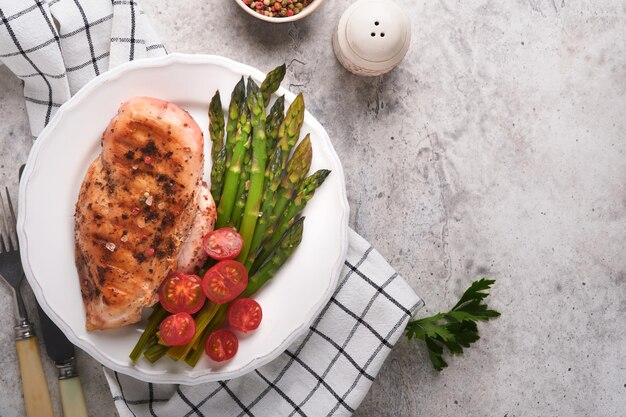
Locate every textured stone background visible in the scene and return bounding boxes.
[1,0,625,416]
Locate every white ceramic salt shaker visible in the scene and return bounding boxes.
[333,0,411,76]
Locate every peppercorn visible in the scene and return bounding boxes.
[242,0,313,17]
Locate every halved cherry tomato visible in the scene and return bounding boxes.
[202,228,243,260]
[159,312,195,346]
[205,329,238,362]
[158,272,206,314]
[228,298,263,333]
[201,260,248,304]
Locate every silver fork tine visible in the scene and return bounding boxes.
[5,187,18,251]
[0,191,9,252]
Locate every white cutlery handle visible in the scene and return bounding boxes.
[15,337,55,417]
[59,376,89,417]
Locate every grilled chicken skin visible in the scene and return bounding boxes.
[75,97,204,331]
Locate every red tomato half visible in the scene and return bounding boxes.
[205,329,238,362]
[158,272,206,314]
[159,312,195,346]
[202,260,248,304]
[202,228,243,260]
[228,298,263,333]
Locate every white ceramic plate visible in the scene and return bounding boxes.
[17,54,349,385]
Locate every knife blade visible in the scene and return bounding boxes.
[19,164,88,417]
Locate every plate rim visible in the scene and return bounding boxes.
[17,53,350,384]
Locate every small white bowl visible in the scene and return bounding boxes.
[235,0,325,23]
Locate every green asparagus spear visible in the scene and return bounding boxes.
[230,148,251,229]
[277,93,305,157]
[231,189,246,230]
[216,105,252,228]
[229,77,265,227]
[184,305,229,367]
[144,343,170,363]
[244,217,305,297]
[260,64,286,105]
[266,95,285,153]
[251,170,330,274]
[263,93,305,221]
[245,136,311,269]
[225,77,246,165]
[209,91,225,160]
[274,170,330,236]
[267,134,312,228]
[210,147,226,206]
[236,79,268,262]
[244,147,285,270]
[167,301,219,361]
[209,91,226,204]
[129,304,168,362]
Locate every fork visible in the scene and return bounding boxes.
[0,187,54,417]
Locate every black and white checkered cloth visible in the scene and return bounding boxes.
[0,0,165,136]
[0,1,423,415]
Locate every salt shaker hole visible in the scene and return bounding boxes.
[374,21,379,25]
[371,32,375,37]
[381,33,385,37]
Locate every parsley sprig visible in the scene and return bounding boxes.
[405,279,500,371]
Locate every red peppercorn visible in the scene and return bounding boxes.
[243,0,312,16]
[144,156,152,164]
[131,207,140,216]
[146,248,155,256]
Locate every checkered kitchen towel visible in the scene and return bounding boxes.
[0,1,423,416]
[0,0,165,136]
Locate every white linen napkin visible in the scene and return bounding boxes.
[0,1,423,415]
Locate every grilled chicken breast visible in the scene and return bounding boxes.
[176,182,216,273]
[75,97,205,330]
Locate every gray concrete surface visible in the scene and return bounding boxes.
[1,0,625,416]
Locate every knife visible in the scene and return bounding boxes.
[18,165,88,417]
[36,304,89,417]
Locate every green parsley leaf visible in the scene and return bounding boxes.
[405,278,500,371]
